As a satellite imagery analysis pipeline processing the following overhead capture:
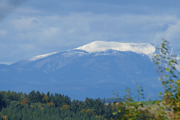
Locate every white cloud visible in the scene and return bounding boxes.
[12,16,40,31]
[41,27,59,38]
[154,19,180,47]
[1,11,180,62]
[11,13,178,44]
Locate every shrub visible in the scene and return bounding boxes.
[113,39,180,119]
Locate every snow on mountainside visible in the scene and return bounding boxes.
[28,52,57,61]
[24,41,156,62]
[76,41,156,56]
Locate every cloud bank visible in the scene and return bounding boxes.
[0,0,180,63]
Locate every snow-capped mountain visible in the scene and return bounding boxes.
[0,41,169,100]
[76,41,155,56]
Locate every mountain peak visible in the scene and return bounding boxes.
[76,41,155,55]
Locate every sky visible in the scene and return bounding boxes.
[1,0,180,64]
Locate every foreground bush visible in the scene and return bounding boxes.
[113,39,180,120]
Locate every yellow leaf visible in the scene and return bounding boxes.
[3,115,7,120]
[177,102,180,107]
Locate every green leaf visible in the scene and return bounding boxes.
[169,84,173,88]
[118,109,121,113]
[154,54,159,58]
[172,75,177,78]
[162,82,166,85]
[172,66,176,70]
[162,44,165,48]
[137,101,142,105]
[175,79,180,84]
[171,60,177,64]
[166,68,170,72]
[113,112,117,115]
[164,75,169,78]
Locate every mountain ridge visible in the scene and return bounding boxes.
[0,41,175,100]
[76,41,155,56]
[1,41,157,66]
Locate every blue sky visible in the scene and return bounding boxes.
[0,0,180,64]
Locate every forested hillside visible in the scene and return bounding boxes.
[0,90,121,120]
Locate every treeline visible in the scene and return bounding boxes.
[0,90,121,120]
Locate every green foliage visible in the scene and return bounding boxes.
[0,90,118,120]
[28,90,42,103]
[112,39,180,119]
[0,94,5,111]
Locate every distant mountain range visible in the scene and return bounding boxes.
[0,41,179,101]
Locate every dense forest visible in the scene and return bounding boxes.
[0,90,123,120]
